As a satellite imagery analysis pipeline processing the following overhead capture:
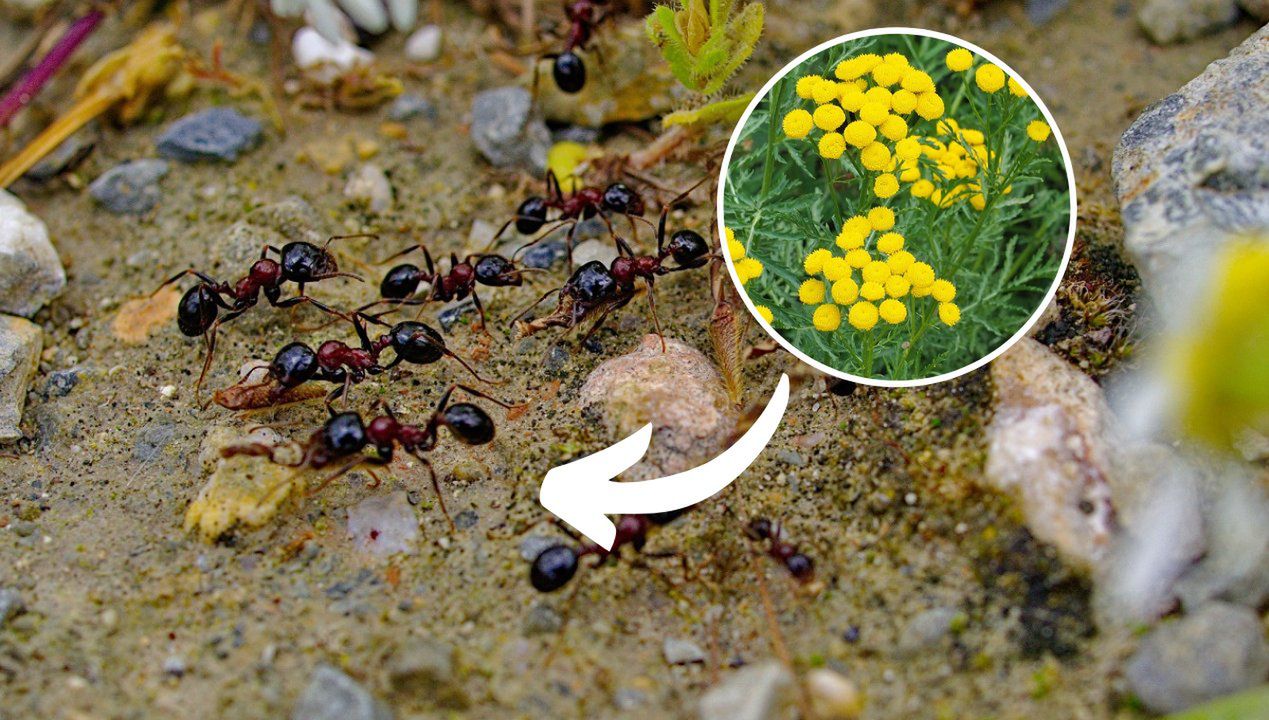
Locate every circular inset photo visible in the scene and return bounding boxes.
[720,29,1075,386]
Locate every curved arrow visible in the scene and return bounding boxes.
[539,373,791,550]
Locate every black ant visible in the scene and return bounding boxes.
[745,518,815,583]
[529,509,687,592]
[221,385,516,529]
[213,313,497,411]
[154,237,368,399]
[540,0,612,94]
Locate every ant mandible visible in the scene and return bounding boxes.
[222,385,517,529]
[540,0,612,94]
[213,312,498,411]
[746,518,816,583]
[154,236,368,400]
[529,510,688,592]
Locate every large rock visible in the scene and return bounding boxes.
[1137,0,1240,44]
[291,664,393,720]
[579,335,735,481]
[469,87,550,173]
[1112,26,1269,311]
[0,315,41,440]
[985,338,1117,570]
[0,190,65,317]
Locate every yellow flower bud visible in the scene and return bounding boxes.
[876,232,904,255]
[862,260,890,284]
[906,261,935,288]
[848,301,879,331]
[938,302,961,326]
[836,227,866,250]
[945,48,973,72]
[727,238,746,260]
[885,275,911,298]
[804,248,832,275]
[812,80,840,105]
[864,86,892,107]
[890,88,918,115]
[879,298,908,324]
[822,257,851,282]
[860,280,885,301]
[754,305,773,324]
[796,75,824,99]
[812,303,841,331]
[871,62,903,87]
[900,69,934,94]
[818,132,847,159]
[887,250,915,275]
[874,173,900,199]
[843,120,877,148]
[915,92,944,120]
[831,277,859,304]
[1008,77,1027,97]
[845,248,872,268]
[839,84,866,112]
[859,101,889,126]
[879,114,909,142]
[735,257,764,284]
[868,206,895,231]
[1027,120,1051,142]
[975,64,1005,93]
[931,279,956,303]
[782,109,813,139]
[813,103,846,131]
[799,278,826,304]
[860,142,892,171]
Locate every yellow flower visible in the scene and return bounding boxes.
[859,280,885,301]
[861,260,890,285]
[812,80,840,105]
[899,164,921,183]
[1008,77,1027,97]
[882,52,910,69]
[864,86,893,106]
[843,120,877,148]
[804,248,832,275]
[782,109,813,139]
[938,302,961,326]
[727,238,746,260]
[845,248,872,268]
[876,231,904,255]
[735,257,764,284]
[906,261,935,288]
[795,75,824,99]
[975,64,1005,93]
[1027,120,1051,142]
[819,132,847,159]
[859,101,889,126]
[860,142,891,171]
[970,193,986,211]
[812,303,841,331]
[890,88,918,115]
[839,83,866,112]
[874,173,900,198]
[836,227,866,250]
[798,278,826,304]
[900,69,934,94]
[871,62,903,87]
[915,92,945,120]
[822,257,851,281]
[843,215,872,237]
[893,138,920,162]
[754,305,773,323]
[831,277,859,304]
[911,283,932,298]
[868,206,895,231]
[931,279,956,303]
[835,54,881,81]
[813,103,846,131]
[879,114,909,141]
[887,250,915,274]
[879,298,908,324]
[848,301,879,331]
[884,274,910,298]
[961,128,985,145]
[946,48,973,72]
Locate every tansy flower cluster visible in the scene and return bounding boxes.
[796,206,960,333]
[725,227,773,323]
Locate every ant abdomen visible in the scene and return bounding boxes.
[601,183,642,216]
[389,321,446,364]
[666,230,709,266]
[473,255,522,287]
[280,241,338,282]
[322,412,368,456]
[270,342,319,387]
[531,544,579,592]
[552,52,586,94]
[516,197,549,234]
[786,553,815,581]
[380,264,423,299]
[441,403,496,445]
[570,261,619,303]
[177,285,219,337]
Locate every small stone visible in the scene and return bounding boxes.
[387,94,436,122]
[346,492,418,557]
[1024,0,1070,24]
[438,300,473,333]
[0,588,24,626]
[44,368,77,398]
[520,240,567,269]
[570,238,619,269]
[404,25,442,61]
[1125,602,1269,714]
[0,315,41,440]
[0,190,65,317]
[291,664,393,720]
[157,108,262,163]
[160,385,177,399]
[698,662,794,720]
[88,159,168,214]
[523,602,563,635]
[1137,0,1239,44]
[469,86,550,173]
[663,637,706,665]
[613,688,646,710]
[897,607,959,655]
[162,656,187,678]
[518,535,558,561]
[776,449,807,467]
[542,344,569,376]
[344,164,393,213]
[292,26,373,84]
[132,421,176,463]
[386,638,466,707]
[453,509,478,530]
[806,668,862,720]
[24,124,96,181]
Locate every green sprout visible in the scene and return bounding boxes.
[645,0,764,97]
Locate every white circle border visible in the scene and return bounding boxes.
[717,27,1078,388]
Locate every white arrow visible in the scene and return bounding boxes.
[539,373,791,550]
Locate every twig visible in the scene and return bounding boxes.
[0,9,104,129]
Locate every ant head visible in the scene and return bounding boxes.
[441,402,496,445]
[516,197,549,234]
[389,321,446,365]
[380,264,423,299]
[530,544,579,592]
[321,412,367,456]
[473,255,522,287]
[176,285,220,337]
[270,342,318,387]
[786,553,815,581]
[552,52,586,94]
[249,258,283,287]
[365,415,399,446]
[665,229,710,266]
[745,518,774,542]
[569,261,619,303]
[280,241,338,283]
[602,183,643,216]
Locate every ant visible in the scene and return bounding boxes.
[154,237,368,399]
[529,510,687,592]
[222,385,517,529]
[213,313,497,411]
[745,518,815,583]
[539,0,612,94]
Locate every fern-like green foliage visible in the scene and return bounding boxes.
[645,0,764,96]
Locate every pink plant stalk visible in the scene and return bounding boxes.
[0,9,104,129]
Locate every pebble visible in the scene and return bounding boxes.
[1024,0,1070,24]
[387,94,436,122]
[570,238,619,269]
[0,190,65,317]
[523,602,563,635]
[897,607,959,656]
[698,662,794,720]
[520,240,567,269]
[453,509,478,530]
[387,638,465,707]
[1137,0,1240,44]
[437,300,473,333]
[44,369,77,398]
[1125,602,1269,713]
[292,26,373,84]
[613,688,647,710]
[343,164,393,213]
[579,335,736,480]
[806,668,863,719]
[469,86,550,173]
[0,588,24,626]
[663,637,706,665]
[24,124,96,181]
[88,159,169,214]
[0,315,41,441]
[1113,25,1269,312]
[346,492,418,557]
[132,421,176,463]
[157,108,263,163]
[542,344,569,376]
[162,656,188,678]
[404,25,442,61]
[291,664,394,720]
[518,535,558,561]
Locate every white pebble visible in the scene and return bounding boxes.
[159,385,177,399]
[807,668,862,719]
[291,26,373,85]
[404,24,442,61]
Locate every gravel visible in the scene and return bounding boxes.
[157,108,263,163]
[88,159,169,214]
[663,637,706,665]
[0,189,65,317]
[291,664,393,720]
[0,315,42,440]
[469,87,550,173]
[698,662,794,720]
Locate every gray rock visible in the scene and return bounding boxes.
[520,240,567,269]
[0,588,24,626]
[132,421,175,462]
[292,664,393,720]
[898,607,959,655]
[453,509,478,530]
[1025,0,1070,24]
[386,638,466,707]
[387,94,436,122]
[0,315,41,440]
[0,190,65,317]
[88,159,169,214]
[212,197,328,276]
[698,662,794,720]
[344,164,392,213]
[1138,0,1240,43]
[519,535,559,561]
[24,124,96,181]
[571,238,619,269]
[157,108,263,162]
[44,368,78,397]
[663,637,706,664]
[1113,26,1269,314]
[1125,602,1269,713]
[523,602,563,635]
[346,492,418,556]
[469,87,550,173]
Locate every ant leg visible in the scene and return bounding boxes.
[509,286,562,329]
[151,269,220,297]
[272,294,356,324]
[470,291,493,339]
[438,383,520,412]
[194,309,246,406]
[324,233,379,249]
[375,243,432,269]
[305,457,367,497]
[324,375,353,414]
[509,219,575,261]
[443,348,502,386]
[409,453,455,532]
[642,277,667,352]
